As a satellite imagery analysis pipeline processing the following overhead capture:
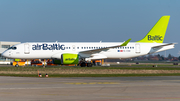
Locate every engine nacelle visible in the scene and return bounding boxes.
[61,53,79,64]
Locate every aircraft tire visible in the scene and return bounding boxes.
[81,62,86,67]
[87,63,92,67]
[15,64,19,67]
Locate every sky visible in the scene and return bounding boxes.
[0,0,180,57]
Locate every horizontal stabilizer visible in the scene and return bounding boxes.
[148,43,176,54]
[152,43,177,48]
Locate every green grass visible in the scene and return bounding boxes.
[1,65,180,70]
[0,65,180,77]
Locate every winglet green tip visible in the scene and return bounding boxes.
[120,38,131,46]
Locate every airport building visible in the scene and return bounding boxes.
[0,41,21,61]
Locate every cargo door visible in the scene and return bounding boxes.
[24,43,30,54]
[135,44,140,53]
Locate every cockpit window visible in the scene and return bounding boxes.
[12,47,17,50]
[8,46,17,50]
[8,47,11,50]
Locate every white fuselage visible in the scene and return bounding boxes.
[2,42,174,60]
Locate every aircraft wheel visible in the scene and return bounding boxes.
[87,63,92,67]
[81,62,86,67]
[15,64,19,67]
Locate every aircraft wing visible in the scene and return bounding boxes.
[79,38,131,54]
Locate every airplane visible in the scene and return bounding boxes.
[2,15,176,67]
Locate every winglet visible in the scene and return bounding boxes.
[120,38,131,46]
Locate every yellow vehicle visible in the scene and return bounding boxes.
[13,59,30,67]
[13,61,26,67]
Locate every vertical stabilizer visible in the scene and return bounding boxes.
[136,15,170,43]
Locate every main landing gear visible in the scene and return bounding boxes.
[79,61,93,67]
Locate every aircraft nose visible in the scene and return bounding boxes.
[2,51,10,58]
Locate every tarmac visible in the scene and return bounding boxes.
[0,76,180,101]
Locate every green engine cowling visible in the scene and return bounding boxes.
[61,53,79,64]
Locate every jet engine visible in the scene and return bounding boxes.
[53,53,79,65]
[61,53,79,64]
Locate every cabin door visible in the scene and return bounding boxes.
[24,43,30,54]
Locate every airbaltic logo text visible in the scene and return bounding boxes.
[32,44,65,50]
[65,58,76,61]
[148,35,162,41]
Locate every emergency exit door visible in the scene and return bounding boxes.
[135,44,140,53]
[72,45,76,51]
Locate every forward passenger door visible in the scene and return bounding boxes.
[24,43,30,54]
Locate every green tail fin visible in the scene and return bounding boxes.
[136,15,170,43]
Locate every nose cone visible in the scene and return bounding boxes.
[2,51,10,58]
